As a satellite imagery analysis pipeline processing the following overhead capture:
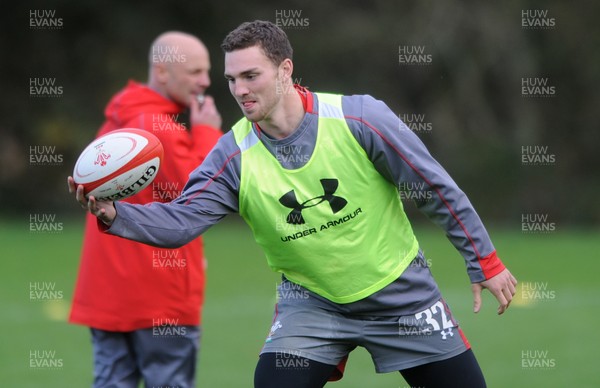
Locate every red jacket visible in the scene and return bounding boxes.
[69,81,222,331]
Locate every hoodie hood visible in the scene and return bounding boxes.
[104,80,184,129]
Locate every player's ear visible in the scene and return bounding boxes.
[278,58,293,80]
[153,63,170,84]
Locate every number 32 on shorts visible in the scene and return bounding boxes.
[414,300,455,331]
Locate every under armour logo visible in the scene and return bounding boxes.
[440,328,454,340]
[279,179,347,224]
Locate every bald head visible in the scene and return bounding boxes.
[147,31,212,106]
[148,31,208,66]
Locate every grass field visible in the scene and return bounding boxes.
[1,216,598,387]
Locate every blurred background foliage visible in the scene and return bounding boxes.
[1,0,598,226]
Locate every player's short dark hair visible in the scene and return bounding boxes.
[221,20,293,67]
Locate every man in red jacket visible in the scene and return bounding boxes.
[69,31,222,387]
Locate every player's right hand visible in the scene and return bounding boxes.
[67,176,116,225]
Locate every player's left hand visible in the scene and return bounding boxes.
[472,268,517,315]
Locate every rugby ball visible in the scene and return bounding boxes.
[73,128,163,201]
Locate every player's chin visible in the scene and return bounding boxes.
[240,107,262,122]
[244,113,263,123]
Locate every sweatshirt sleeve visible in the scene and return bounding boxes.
[104,131,241,248]
[149,117,222,203]
[343,95,505,283]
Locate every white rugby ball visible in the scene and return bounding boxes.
[73,128,163,201]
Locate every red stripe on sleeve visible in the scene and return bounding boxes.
[345,115,484,260]
[478,250,506,280]
[184,149,240,205]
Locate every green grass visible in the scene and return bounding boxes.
[1,216,598,387]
